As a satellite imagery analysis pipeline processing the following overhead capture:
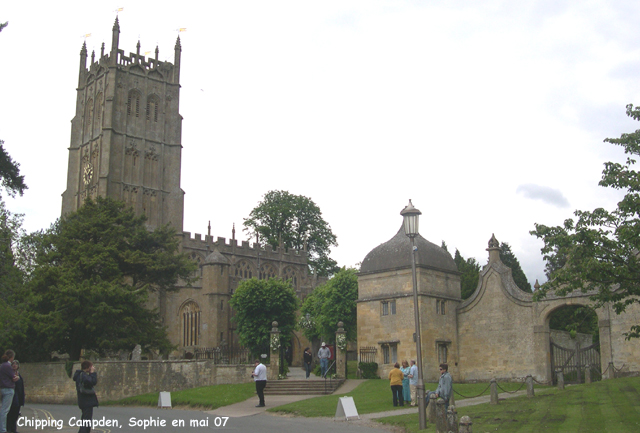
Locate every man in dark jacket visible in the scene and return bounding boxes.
[73,361,98,433]
[6,360,24,433]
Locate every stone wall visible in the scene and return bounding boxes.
[21,360,255,405]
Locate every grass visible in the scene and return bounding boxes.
[102,382,256,410]
[268,379,538,417]
[374,377,640,433]
[347,360,358,379]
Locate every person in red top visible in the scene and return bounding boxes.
[0,350,18,433]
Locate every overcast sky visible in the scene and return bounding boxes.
[1,1,639,288]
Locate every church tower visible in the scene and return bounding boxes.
[61,18,185,231]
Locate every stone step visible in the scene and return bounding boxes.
[263,379,344,395]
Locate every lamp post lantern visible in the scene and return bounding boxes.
[400,199,427,430]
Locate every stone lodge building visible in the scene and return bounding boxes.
[60,19,318,359]
[358,228,640,383]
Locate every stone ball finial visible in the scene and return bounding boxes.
[337,321,344,328]
[534,279,540,290]
[460,415,472,425]
[272,321,278,327]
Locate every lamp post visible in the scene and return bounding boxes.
[401,199,426,430]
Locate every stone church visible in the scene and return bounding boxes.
[60,19,317,359]
[358,225,640,383]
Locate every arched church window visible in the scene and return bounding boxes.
[283,266,298,287]
[259,263,277,280]
[127,90,141,117]
[180,301,201,347]
[94,93,103,136]
[146,95,160,122]
[234,260,253,279]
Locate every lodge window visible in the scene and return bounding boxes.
[437,343,448,364]
[382,344,398,364]
[436,300,446,315]
[381,300,396,316]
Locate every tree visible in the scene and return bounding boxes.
[0,140,27,199]
[229,278,299,355]
[499,242,531,292]
[243,190,339,276]
[531,104,640,339]
[28,197,196,360]
[454,249,481,300]
[0,22,7,33]
[300,267,358,343]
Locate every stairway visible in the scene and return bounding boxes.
[264,378,345,395]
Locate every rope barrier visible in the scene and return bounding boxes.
[614,364,625,372]
[453,383,491,399]
[496,380,527,394]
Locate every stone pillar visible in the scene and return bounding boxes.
[459,415,472,433]
[526,375,534,398]
[447,405,459,433]
[268,321,280,380]
[585,365,591,384]
[435,399,447,433]
[556,370,564,390]
[490,379,498,405]
[607,362,615,379]
[335,321,347,379]
[427,393,437,423]
[450,389,456,407]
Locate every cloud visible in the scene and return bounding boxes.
[516,184,570,208]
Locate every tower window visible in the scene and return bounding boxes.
[381,300,396,316]
[127,90,141,118]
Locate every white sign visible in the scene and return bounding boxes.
[158,391,172,408]
[335,396,360,420]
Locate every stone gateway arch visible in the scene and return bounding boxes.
[357,231,640,382]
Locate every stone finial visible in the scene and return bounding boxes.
[271,321,279,332]
[459,415,473,433]
[534,279,540,290]
[487,234,501,264]
[136,40,141,56]
[231,223,235,240]
[337,321,344,331]
[101,42,105,58]
[155,45,159,60]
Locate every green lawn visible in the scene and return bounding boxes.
[268,379,535,417]
[102,382,256,410]
[374,377,640,433]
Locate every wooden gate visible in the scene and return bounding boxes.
[550,341,601,384]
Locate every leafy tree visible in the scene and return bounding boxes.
[300,267,358,343]
[499,242,531,292]
[454,249,481,300]
[243,190,339,276]
[548,305,599,345]
[531,104,640,339]
[28,197,196,360]
[229,278,299,355]
[0,140,27,199]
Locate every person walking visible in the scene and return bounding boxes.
[303,348,312,379]
[6,360,24,433]
[317,343,331,378]
[388,362,404,407]
[73,361,98,433]
[0,350,18,433]
[251,359,267,407]
[400,360,411,405]
[408,360,418,406]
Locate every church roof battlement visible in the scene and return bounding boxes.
[181,231,308,264]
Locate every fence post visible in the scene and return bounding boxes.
[427,393,437,423]
[585,365,591,384]
[526,375,534,398]
[556,369,564,390]
[335,321,346,378]
[490,379,498,405]
[459,415,472,433]
[449,388,456,407]
[608,362,615,379]
[268,321,280,380]
[435,399,447,433]
[447,405,459,433]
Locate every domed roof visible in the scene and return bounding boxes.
[360,226,458,274]
[204,248,229,265]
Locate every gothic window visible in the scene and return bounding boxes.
[84,98,94,140]
[190,252,203,277]
[180,301,200,347]
[127,90,141,117]
[234,260,253,279]
[146,95,160,122]
[94,93,103,135]
[259,263,277,280]
[283,266,298,287]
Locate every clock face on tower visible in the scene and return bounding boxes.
[83,163,94,186]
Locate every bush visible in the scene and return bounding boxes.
[358,362,379,379]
